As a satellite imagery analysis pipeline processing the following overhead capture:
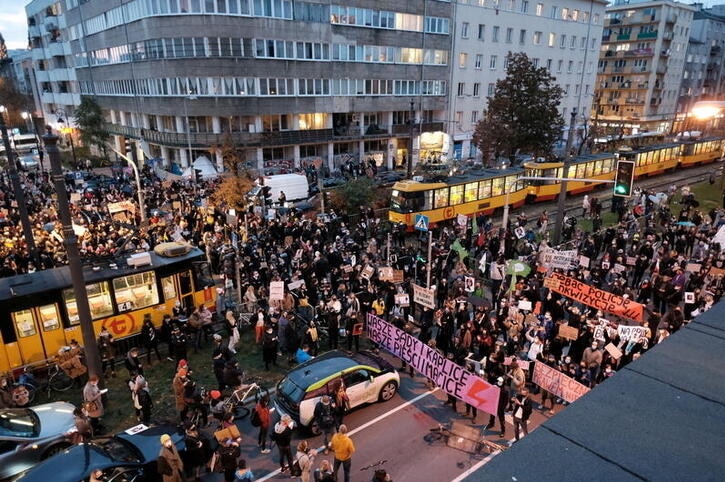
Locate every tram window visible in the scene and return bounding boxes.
[63,282,113,324]
[449,185,464,205]
[192,262,215,290]
[38,304,60,331]
[13,310,37,338]
[491,177,505,196]
[478,179,492,198]
[162,276,176,301]
[464,182,478,203]
[592,161,602,176]
[575,164,586,178]
[434,188,449,208]
[505,176,517,193]
[652,150,660,164]
[113,272,160,312]
[583,162,593,177]
[179,270,193,296]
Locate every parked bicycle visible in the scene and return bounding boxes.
[221,377,268,418]
[13,362,74,406]
[427,423,508,454]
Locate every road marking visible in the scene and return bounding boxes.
[255,390,435,482]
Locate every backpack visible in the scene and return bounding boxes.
[251,408,261,427]
[290,457,303,477]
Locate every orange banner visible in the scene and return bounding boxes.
[544,272,644,322]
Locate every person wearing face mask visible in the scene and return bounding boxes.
[157,433,185,482]
[0,377,15,408]
[82,374,106,434]
[485,376,509,438]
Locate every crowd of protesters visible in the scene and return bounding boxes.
[2,157,724,476]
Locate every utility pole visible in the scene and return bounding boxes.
[406,99,415,178]
[552,110,578,246]
[44,127,102,380]
[0,106,40,267]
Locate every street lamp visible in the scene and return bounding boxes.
[55,109,78,168]
[183,93,197,168]
[0,105,41,267]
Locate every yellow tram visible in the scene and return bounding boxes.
[389,168,528,228]
[0,244,216,373]
[523,153,618,202]
[678,137,725,167]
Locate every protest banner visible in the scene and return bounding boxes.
[685,263,701,274]
[269,281,285,301]
[543,272,644,322]
[412,284,436,309]
[541,248,578,270]
[532,361,590,403]
[367,313,500,415]
[617,324,648,341]
[394,293,410,307]
[709,267,725,277]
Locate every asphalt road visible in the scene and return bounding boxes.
[199,355,555,482]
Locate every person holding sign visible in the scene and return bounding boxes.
[511,388,533,443]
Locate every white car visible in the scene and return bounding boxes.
[273,350,400,434]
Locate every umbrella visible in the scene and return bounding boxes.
[677,221,696,227]
[466,295,491,309]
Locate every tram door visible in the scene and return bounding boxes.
[177,270,196,314]
[11,303,64,365]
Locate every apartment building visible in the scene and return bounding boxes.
[37,0,453,172]
[594,0,696,134]
[450,0,606,159]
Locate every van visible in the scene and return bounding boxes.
[249,173,310,203]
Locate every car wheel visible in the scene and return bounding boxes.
[308,419,321,436]
[378,381,398,402]
[42,443,70,460]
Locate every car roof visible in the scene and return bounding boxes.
[286,350,385,391]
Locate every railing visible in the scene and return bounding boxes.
[637,31,658,40]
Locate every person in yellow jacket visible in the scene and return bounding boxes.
[328,424,355,482]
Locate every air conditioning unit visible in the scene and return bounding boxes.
[127,252,152,267]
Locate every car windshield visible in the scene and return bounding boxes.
[96,437,143,463]
[278,376,306,405]
[0,408,39,438]
[350,351,383,370]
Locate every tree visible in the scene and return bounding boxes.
[74,96,110,157]
[472,52,564,163]
[328,177,379,215]
[207,134,255,212]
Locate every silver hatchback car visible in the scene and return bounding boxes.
[0,402,76,480]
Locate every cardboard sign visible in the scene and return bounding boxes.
[392,270,405,284]
[457,214,468,227]
[378,267,394,281]
[284,236,293,247]
[367,313,500,416]
[544,272,644,322]
[514,227,526,239]
[107,200,136,214]
[269,281,285,301]
[464,276,475,293]
[214,425,241,443]
[558,324,579,341]
[605,342,623,360]
[579,255,590,268]
[342,265,354,274]
[532,361,590,403]
[684,292,695,304]
[541,248,578,270]
[709,267,725,277]
[685,263,701,273]
[626,256,637,266]
[361,265,375,280]
[287,280,305,291]
[617,325,648,341]
[413,284,436,309]
[518,300,532,312]
[612,263,626,274]
[352,323,364,336]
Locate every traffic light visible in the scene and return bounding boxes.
[613,160,635,197]
[193,168,203,183]
[123,138,132,153]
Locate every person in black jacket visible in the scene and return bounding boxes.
[219,438,241,482]
[314,395,336,453]
[511,388,533,442]
[141,315,162,364]
[485,376,510,437]
[124,348,143,377]
[272,415,295,473]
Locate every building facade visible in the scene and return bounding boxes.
[594,0,696,134]
[450,0,607,160]
[47,0,454,172]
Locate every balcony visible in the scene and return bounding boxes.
[637,31,658,40]
[48,41,70,57]
[28,25,40,39]
[617,33,631,41]
[605,50,616,57]
[390,122,444,135]
[625,98,644,104]
[665,15,677,24]
[662,31,673,40]
[624,48,653,57]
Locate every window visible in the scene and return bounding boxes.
[492,26,499,42]
[457,82,465,96]
[567,60,573,73]
[64,282,113,323]
[488,83,495,95]
[570,35,577,49]
[519,29,527,44]
[521,1,529,13]
[113,272,160,312]
[470,110,479,124]
[560,34,567,48]
[465,182,478,202]
[489,55,497,69]
[506,28,513,43]
[475,54,482,69]
[548,32,555,47]
[533,31,542,45]
[546,59,552,71]
[473,82,480,96]
[478,24,485,40]
[459,52,468,68]
[561,8,569,19]
[532,58,539,67]
[536,3,543,16]
[461,22,469,38]
[557,59,563,72]
[550,6,557,18]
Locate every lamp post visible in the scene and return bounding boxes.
[552,110,578,246]
[406,99,415,178]
[0,105,41,267]
[183,94,197,167]
[44,127,102,380]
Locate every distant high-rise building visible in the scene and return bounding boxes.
[593,0,697,134]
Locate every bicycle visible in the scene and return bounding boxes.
[359,460,392,482]
[427,423,508,455]
[14,362,74,406]
[221,377,268,418]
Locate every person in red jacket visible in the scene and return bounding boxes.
[254,395,273,454]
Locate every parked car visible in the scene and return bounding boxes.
[0,402,76,481]
[273,350,400,435]
[17,155,40,170]
[13,424,186,482]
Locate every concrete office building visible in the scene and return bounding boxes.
[594,0,696,134]
[449,0,606,160]
[42,0,453,172]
